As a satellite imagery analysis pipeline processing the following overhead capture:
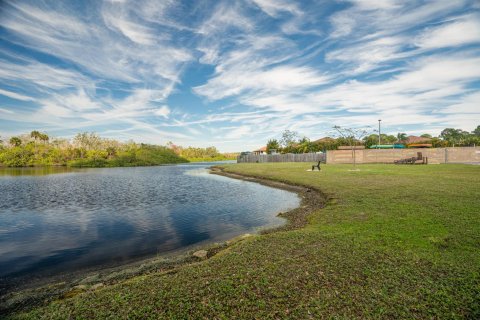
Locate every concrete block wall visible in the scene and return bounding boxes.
[326,147,480,164]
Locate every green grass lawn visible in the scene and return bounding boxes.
[10,164,480,319]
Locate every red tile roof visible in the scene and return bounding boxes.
[401,136,432,144]
[313,137,336,143]
[253,146,267,152]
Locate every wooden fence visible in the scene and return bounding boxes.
[237,153,326,163]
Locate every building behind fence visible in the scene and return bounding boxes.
[237,152,325,163]
[237,147,480,164]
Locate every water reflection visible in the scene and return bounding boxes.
[0,166,76,176]
[0,164,299,288]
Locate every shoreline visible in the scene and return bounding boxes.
[209,166,327,232]
[1,166,326,316]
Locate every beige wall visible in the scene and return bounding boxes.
[326,147,480,164]
[238,152,325,163]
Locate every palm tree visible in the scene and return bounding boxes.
[397,132,407,141]
[39,133,49,144]
[9,136,22,147]
[30,130,41,141]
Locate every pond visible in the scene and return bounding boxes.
[0,163,300,291]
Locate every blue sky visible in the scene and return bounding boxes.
[0,0,479,152]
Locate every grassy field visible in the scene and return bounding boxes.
[9,163,480,319]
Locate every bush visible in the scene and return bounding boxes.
[0,131,189,168]
[0,146,34,167]
[68,158,108,168]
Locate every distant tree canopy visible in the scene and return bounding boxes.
[165,142,237,162]
[280,130,298,146]
[397,132,407,141]
[363,134,397,148]
[0,130,240,167]
[179,146,225,161]
[9,136,22,147]
[440,128,473,145]
[0,131,189,167]
[261,125,480,154]
[30,130,49,143]
[474,125,480,137]
[266,139,280,153]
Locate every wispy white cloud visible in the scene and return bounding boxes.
[1,1,191,84]
[0,0,479,151]
[155,106,171,118]
[348,0,401,10]
[195,65,330,100]
[0,108,15,114]
[251,0,302,18]
[415,14,480,49]
[325,36,409,74]
[0,59,94,91]
[197,1,254,35]
[0,88,35,101]
[440,91,480,114]
[103,14,159,45]
[329,0,467,40]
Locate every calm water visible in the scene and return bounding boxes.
[0,163,299,287]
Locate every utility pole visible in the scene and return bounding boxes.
[378,119,381,146]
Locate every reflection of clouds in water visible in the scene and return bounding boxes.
[0,220,34,236]
[183,168,208,177]
[0,165,299,279]
[1,205,181,276]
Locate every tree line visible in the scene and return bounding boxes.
[265,126,480,154]
[0,131,234,167]
[166,142,237,162]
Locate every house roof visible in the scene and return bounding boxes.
[313,137,336,143]
[401,135,432,144]
[253,146,267,152]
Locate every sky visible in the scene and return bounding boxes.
[0,0,479,152]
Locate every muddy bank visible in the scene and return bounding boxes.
[209,166,327,232]
[1,166,326,316]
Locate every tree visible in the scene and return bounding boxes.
[397,132,407,141]
[440,128,470,146]
[384,135,397,144]
[39,133,49,144]
[295,136,313,153]
[464,134,480,147]
[30,130,41,141]
[363,134,379,148]
[280,130,299,150]
[440,128,461,142]
[106,146,117,159]
[333,125,370,169]
[312,137,338,151]
[363,134,395,148]
[472,125,480,137]
[266,139,280,154]
[73,132,101,158]
[420,133,432,139]
[166,141,182,155]
[9,136,22,147]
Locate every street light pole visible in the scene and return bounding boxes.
[378,119,381,146]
